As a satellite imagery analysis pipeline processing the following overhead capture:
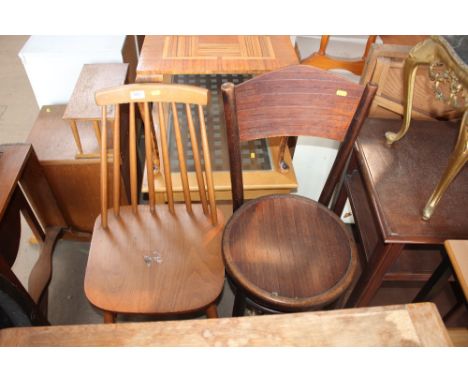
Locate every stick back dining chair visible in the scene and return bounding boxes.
[84,84,225,323]
[221,65,377,315]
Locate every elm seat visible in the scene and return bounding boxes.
[222,194,357,311]
[221,65,377,314]
[83,83,224,323]
[85,205,224,314]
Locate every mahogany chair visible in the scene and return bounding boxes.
[84,84,225,323]
[299,35,377,76]
[221,65,377,315]
[0,144,66,328]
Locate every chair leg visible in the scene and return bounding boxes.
[103,310,116,324]
[206,303,218,319]
[232,290,246,317]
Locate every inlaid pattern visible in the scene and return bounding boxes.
[163,36,275,60]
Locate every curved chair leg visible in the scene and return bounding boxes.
[206,303,218,319]
[422,112,468,220]
[103,311,116,323]
[232,290,246,317]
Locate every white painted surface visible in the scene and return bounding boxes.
[18,36,127,108]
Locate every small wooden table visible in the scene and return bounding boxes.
[342,118,468,308]
[136,36,299,82]
[136,36,300,201]
[0,303,451,346]
[63,63,128,159]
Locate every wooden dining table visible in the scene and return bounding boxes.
[135,36,300,202]
[0,303,452,346]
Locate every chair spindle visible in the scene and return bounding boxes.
[144,102,156,212]
[113,104,120,216]
[100,105,108,228]
[185,103,208,214]
[198,104,217,225]
[172,102,192,213]
[129,102,138,213]
[158,102,175,213]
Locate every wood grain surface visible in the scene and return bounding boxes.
[222,194,358,310]
[0,303,451,346]
[63,64,128,120]
[445,240,468,300]
[85,204,225,314]
[136,36,299,81]
[354,118,468,243]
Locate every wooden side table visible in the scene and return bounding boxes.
[63,63,128,159]
[384,36,468,220]
[337,118,468,308]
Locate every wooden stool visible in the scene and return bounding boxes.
[63,63,128,159]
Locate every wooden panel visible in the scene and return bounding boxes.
[234,65,365,142]
[63,64,128,121]
[445,240,468,300]
[136,36,299,81]
[355,118,468,243]
[0,303,451,346]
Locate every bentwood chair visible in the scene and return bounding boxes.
[84,84,225,323]
[221,65,377,315]
[0,144,65,327]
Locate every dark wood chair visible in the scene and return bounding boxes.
[221,65,377,315]
[84,84,225,323]
[0,144,66,328]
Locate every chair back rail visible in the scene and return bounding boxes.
[95,84,217,227]
[222,65,377,211]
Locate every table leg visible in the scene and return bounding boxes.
[422,111,468,220]
[346,241,405,307]
[385,38,435,145]
[413,255,452,302]
[69,119,84,155]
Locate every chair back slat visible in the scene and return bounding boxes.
[172,102,192,213]
[95,84,217,224]
[158,102,175,213]
[129,102,138,213]
[144,102,156,212]
[234,65,365,142]
[198,105,217,225]
[185,103,209,214]
[100,106,108,228]
[222,65,377,212]
[113,104,120,216]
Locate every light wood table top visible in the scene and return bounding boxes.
[0,303,451,346]
[445,240,468,300]
[63,63,128,121]
[136,36,299,82]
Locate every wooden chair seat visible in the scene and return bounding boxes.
[223,194,358,311]
[85,204,225,314]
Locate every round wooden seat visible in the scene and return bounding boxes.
[222,194,359,311]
